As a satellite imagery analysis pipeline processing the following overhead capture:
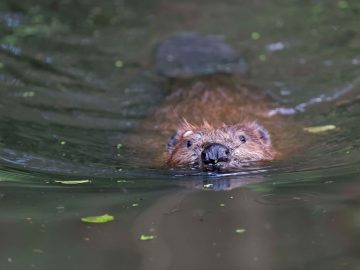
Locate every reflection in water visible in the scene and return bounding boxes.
[0,0,360,269]
[268,76,360,116]
[132,170,360,270]
[1,167,360,269]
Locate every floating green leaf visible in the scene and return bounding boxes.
[81,214,114,223]
[55,180,91,185]
[338,0,349,9]
[22,91,35,98]
[251,32,261,40]
[235,228,246,234]
[115,60,123,68]
[116,143,123,149]
[303,125,337,133]
[140,234,155,241]
[259,54,267,61]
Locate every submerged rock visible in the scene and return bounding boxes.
[155,32,248,78]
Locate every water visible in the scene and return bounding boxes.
[0,0,360,269]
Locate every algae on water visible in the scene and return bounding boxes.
[81,214,114,223]
[303,125,337,133]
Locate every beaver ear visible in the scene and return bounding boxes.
[167,133,179,151]
[166,129,194,151]
[182,130,194,137]
[254,123,271,145]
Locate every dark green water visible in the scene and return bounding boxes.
[0,0,360,269]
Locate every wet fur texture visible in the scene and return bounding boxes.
[130,74,298,170]
[166,121,275,170]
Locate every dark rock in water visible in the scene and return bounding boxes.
[155,32,248,78]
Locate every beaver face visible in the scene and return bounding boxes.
[166,121,275,171]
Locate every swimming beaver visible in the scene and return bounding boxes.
[136,33,294,171]
[166,120,275,171]
[152,74,282,171]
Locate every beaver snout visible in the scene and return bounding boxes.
[201,143,230,171]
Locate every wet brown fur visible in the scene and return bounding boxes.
[133,74,298,169]
[166,121,275,170]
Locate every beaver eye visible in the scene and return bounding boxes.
[187,140,192,148]
[239,135,246,143]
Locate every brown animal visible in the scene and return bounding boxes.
[137,74,294,172]
[132,33,298,171]
[166,120,275,171]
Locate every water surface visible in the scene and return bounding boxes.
[0,0,360,269]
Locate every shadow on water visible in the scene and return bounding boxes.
[0,0,360,269]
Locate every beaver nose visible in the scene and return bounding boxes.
[201,143,230,165]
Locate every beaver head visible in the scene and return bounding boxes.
[166,121,275,171]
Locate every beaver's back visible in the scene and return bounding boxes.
[147,74,274,132]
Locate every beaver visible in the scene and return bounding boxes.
[149,74,285,172]
[134,33,296,172]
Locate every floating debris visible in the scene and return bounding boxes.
[303,125,337,133]
[116,143,123,149]
[115,60,123,68]
[258,54,267,61]
[22,91,35,98]
[251,32,261,40]
[203,183,213,189]
[55,180,91,185]
[139,234,155,241]
[81,214,114,223]
[235,228,246,234]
